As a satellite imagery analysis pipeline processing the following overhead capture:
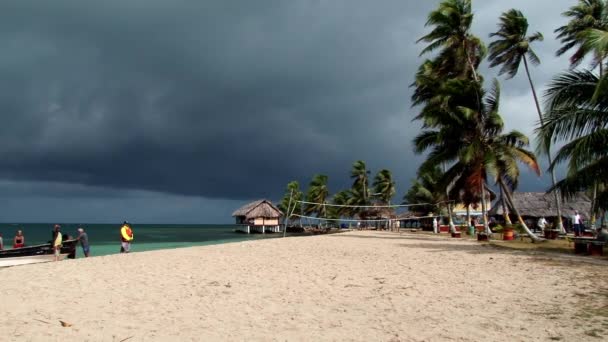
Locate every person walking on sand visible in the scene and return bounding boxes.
[76,227,90,257]
[52,225,62,261]
[13,230,25,248]
[0,232,3,250]
[120,221,134,253]
[432,217,438,234]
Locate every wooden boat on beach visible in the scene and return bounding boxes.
[0,239,78,267]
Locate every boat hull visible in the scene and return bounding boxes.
[0,239,78,267]
[0,253,68,267]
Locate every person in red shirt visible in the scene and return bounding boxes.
[13,230,25,248]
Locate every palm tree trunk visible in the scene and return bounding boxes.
[590,55,603,228]
[463,40,480,82]
[466,205,471,232]
[590,183,598,228]
[481,183,491,235]
[523,55,565,233]
[447,202,456,233]
[442,163,456,233]
[499,187,512,225]
[498,178,544,243]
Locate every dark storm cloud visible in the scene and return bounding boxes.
[0,0,434,201]
[0,0,581,209]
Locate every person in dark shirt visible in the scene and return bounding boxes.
[76,227,90,257]
[63,233,76,259]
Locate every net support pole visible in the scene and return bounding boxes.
[283,189,294,238]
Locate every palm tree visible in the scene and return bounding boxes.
[555,0,608,226]
[331,190,355,227]
[350,160,370,206]
[305,174,330,220]
[372,169,396,205]
[404,166,446,216]
[415,79,543,240]
[417,0,486,82]
[332,190,354,217]
[413,0,487,233]
[489,130,542,238]
[488,9,566,232]
[413,74,488,233]
[278,181,302,223]
[542,69,608,220]
[555,0,607,69]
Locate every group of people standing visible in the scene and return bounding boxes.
[0,221,135,259]
[50,224,90,261]
[536,210,607,237]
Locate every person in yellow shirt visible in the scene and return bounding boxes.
[120,221,134,253]
[52,224,63,261]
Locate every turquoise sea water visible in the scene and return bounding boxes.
[0,223,287,258]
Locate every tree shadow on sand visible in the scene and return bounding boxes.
[329,232,608,267]
[329,233,445,242]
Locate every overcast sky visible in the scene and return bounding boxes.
[0,0,582,223]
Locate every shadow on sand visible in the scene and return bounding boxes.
[328,232,608,267]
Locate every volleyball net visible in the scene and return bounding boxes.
[283,199,451,229]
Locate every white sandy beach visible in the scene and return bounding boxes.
[1,231,607,341]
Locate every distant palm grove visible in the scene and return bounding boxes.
[278,160,396,223]
[280,0,608,239]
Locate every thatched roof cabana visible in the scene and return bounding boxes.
[233,200,283,233]
[489,192,592,220]
[356,204,395,220]
[232,199,283,220]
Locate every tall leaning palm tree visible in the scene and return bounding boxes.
[414,0,487,233]
[488,9,566,232]
[489,131,542,241]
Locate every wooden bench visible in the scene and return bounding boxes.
[589,241,606,256]
[569,237,606,256]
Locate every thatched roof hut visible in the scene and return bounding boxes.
[232,199,283,220]
[357,206,395,220]
[489,192,592,220]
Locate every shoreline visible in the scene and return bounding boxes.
[1,231,607,341]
